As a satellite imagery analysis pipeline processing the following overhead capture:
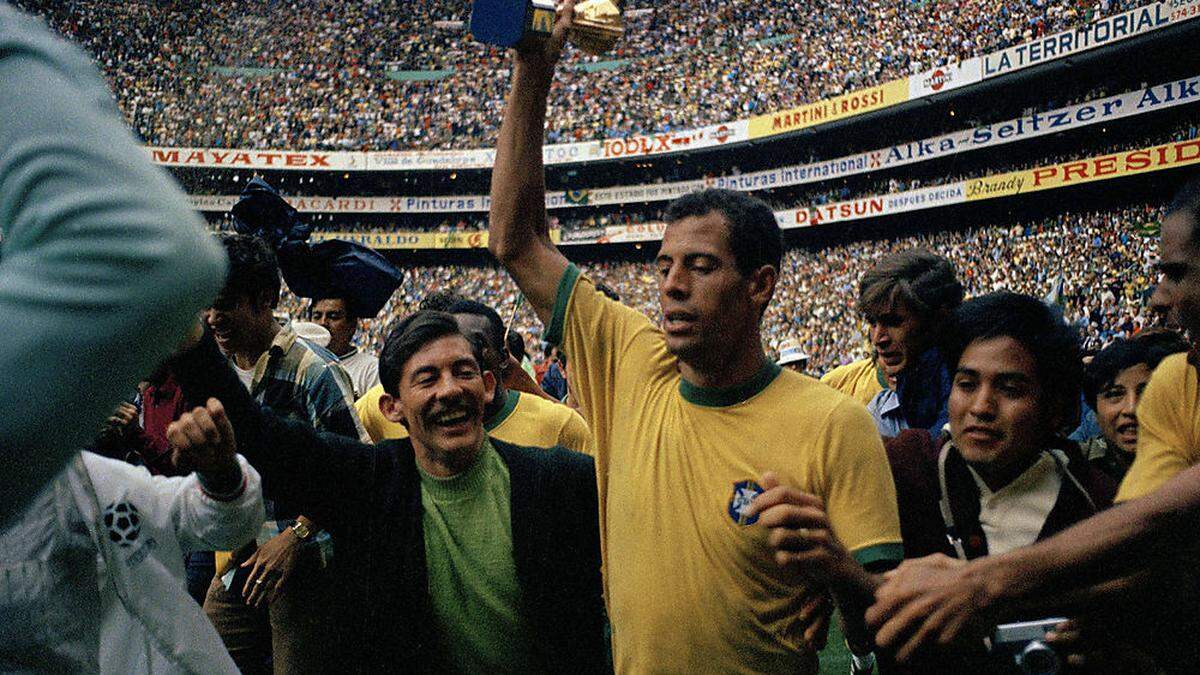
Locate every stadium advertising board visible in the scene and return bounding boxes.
[908,58,983,98]
[748,79,910,139]
[188,76,1200,215]
[307,229,560,249]
[966,137,1200,199]
[276,138,1200,248]
[151,120,749,172]
[982,0,1199,78]
[555,137,1200,245]
[148,147,356,171]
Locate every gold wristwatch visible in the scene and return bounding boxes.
[290,520,313,541]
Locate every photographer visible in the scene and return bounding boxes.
[881,292,1116,671]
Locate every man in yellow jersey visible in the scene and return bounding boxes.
[1114,180,1200,499]
[867,177,1200,666]
[821,356,885,407]
[487,4,902,672]
[357,299,592,454]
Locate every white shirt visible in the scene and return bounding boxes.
[968,453,1062,557]
[338,349,380,400]
[0,452,264,673]
[234,363,255,392]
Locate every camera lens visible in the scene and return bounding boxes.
[1016,641,1061,675]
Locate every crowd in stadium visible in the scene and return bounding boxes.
[9,1,1200,675]
[15,0,1144,151]
[275,203,1161,378]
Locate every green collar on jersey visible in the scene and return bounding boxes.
[679,360,782,408]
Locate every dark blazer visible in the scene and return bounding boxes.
[885,429,1117,561]
[173,335,607,673]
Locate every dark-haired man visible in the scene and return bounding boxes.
[487,5,901,671]
[356,299,591,454]
[167,311,606,673]
[310,296,380,399]
[866,177,1200,668]
[883,292,1114,563]
[1081,330,1188,482]
[857,249,963,437]
[203,233,367,675]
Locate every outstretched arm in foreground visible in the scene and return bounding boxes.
[0,7,225,524]
[867,460,1200,662]
[487,0,577,324]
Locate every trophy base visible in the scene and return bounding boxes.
[571,24,623,55]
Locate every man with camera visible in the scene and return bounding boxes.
[867,178,1200,672]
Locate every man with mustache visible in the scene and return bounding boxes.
[487,3,902,672]
[356,299,591,454]
[166,311,606,673]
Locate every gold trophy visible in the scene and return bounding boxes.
[569,0,624,56]
[470,0,623,56]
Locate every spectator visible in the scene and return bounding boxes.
[858,250,963,437]
[1,429,263,672]
[202,233,366,675]
[865,176,1200,668]
[310,296,381,399]
[0,1,226,525]
[169,311,608,672]
[1080,330,1188,482]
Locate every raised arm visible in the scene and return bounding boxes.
[487,1,575,324]
[0,8,226,523]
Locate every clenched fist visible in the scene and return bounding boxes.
[167,398,237,474]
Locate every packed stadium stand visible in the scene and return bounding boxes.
[16,0,1200,383]
[9,0,1200,671]
[12,0,1163,150]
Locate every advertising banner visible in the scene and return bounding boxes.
[748,79,910,139]
[308,229,560,250]
[553,137,1200,245]
[982,0,1198,78]
[188,76,1200,215]
[908,58,983,98]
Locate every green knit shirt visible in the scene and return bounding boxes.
[418,438,537,673]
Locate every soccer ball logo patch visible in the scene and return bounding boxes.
[103,501,141,547]
[728,480,764,526]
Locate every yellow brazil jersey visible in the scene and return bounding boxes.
[546,264,902,675]
[355,384,592,455]
[819,357,886,407]
[1117,353,1200,501]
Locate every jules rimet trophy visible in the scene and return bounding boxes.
[470,0,623,56]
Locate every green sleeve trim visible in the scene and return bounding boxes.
[484,390,520,432]
[679,361,782,408]
[545,263,581,347]
[852,542,904,567]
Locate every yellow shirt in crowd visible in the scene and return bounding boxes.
[547,264,902,675]
[819,356,886,407]
[355,384,592,455]
[1117,353,1200,501]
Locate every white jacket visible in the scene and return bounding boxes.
[0,452,264,673]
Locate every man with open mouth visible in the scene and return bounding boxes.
[167,310,606,673]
